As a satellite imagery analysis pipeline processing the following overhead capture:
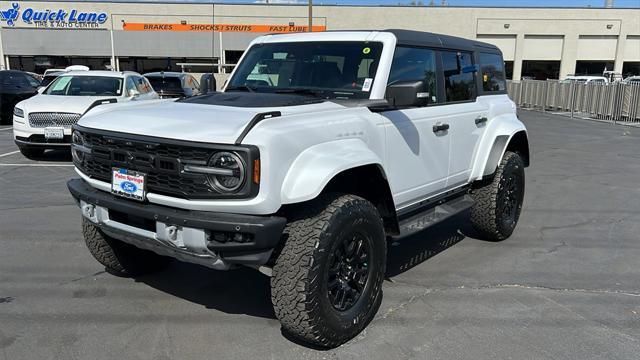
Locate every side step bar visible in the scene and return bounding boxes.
[397,194,475,237]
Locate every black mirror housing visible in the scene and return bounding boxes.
[385,80,428,108]
[200,73,217,94]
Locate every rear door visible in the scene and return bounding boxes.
[440,50,489,188]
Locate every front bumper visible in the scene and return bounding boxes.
[68,178,286,268]
[13,117,73,148]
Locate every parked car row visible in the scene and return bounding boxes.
[2,67,217,156]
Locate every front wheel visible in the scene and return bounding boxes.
[271,194,386,348]
[82,218,171,276]
[470,151,525,241]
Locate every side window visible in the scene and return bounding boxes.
[441,50,476,102]
[125,76,137,95]
[479,52,506,92]
[388,46,438,104]
[134,76,148,93]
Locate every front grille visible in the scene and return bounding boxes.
[29,112,81,128]
[74,128,258,200]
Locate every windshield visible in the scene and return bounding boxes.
[228,41,383,99]
[44,75,123,96]
[40,74,61,87]
[147,77,183,92]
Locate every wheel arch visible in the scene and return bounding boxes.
[280,139,399,235]
[470,114,529,181]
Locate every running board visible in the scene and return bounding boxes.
[397,194,475,237]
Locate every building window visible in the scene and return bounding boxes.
[441,50,476,102]
[574,61,614,76]
[8,56,110,74]
[623,62,640,77]
[504,61,514,80]
[521,61,560,80]
[479,52,506,92]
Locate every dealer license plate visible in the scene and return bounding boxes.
[44,127,64,140]
[111,168,146,201]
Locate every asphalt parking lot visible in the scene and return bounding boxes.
[1,110,639,360]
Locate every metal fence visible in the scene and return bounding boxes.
[507,80,640,124]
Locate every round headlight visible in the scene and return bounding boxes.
[207,151,245,193]
[71,131,84,163]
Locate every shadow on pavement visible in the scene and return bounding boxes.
[134,212,478,323]
[20,148,72,162]
[137,263,277,319]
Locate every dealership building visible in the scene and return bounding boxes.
[0,0,639,80]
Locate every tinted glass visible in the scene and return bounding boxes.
[45,76,123,96]
[125,77,137,94]
[0,72,35,88]
[479,53,506,92]
[41,74,59,87]
[24,74,41,87]
[147,77,183,92]
[442,51,476,102]
[229,41,384,99]
[388,46,438,104]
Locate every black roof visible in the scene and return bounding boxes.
[385,29,500,53]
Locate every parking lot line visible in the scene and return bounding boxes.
[0,150,20,158]
[0,163,74,167]
[0,127,13,131]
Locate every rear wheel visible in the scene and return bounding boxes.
[19,146,44,159]
[470,151,525,241]
[271,194,386,348]
[82,218,171,276]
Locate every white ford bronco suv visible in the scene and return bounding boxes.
[67,30,529,347]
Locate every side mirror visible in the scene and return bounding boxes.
[129,89,140,98]
[385,80,429,108]
[37,87,46,94]
[199,73,217,93]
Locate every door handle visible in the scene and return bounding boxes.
[475,116,488,125]
[432,122,450,133]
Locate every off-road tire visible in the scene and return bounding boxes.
[271,194,386,348]
[82,217,171,276]
[19,146,44,159]
[470,151,525,241]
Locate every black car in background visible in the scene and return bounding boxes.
[144,72,201,98]
[0,70,40,125]
[39,71,64,88]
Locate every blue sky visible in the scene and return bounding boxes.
[217,0,639,7]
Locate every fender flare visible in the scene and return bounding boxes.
[280,139,384,204]
[470,115,529,180]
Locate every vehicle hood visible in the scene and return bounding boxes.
[78,97,347,144]
[18,95,121,115]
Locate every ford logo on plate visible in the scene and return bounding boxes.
[120,181,137,193]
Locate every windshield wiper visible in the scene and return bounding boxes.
[274,88,326,98]
[226,85,256,93]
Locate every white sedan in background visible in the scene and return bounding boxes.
[13,70,159,158]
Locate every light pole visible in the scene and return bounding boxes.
[308,0,313,32]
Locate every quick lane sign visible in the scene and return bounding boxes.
[123,23,326,33]
[0,2,108,28]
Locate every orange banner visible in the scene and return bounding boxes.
[122,23,326,33]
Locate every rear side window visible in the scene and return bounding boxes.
[479,53,506,92]
[441,50,476,102]
[388,46,438,104]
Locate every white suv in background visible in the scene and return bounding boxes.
[13,70,159,158]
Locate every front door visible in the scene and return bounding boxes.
[381,46,451,210]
